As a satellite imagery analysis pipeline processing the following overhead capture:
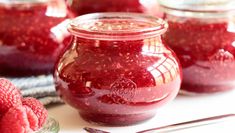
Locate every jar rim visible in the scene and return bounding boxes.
[158,0,235,13]
[0,0,50,5]
[68,12,168,40]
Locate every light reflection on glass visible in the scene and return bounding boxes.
[50,19,71,43]
[228,19,235,33]
[232,41,235,47]
[46,0,67,17]
[143,37,179,84]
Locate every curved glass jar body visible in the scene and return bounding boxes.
[0,0,72,76]
[54,13,182,125]
[66,0,162,17]
[159,0,235,94]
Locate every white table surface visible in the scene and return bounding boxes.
[48,90,235,133]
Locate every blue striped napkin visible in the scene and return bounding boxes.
[7,75,63,105]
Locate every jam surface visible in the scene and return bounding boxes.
[0,1,71,76]
[54,18,181,125]
[66,0,161,17]
[163,15,235,93]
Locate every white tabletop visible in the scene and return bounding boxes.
[48,90,235,133]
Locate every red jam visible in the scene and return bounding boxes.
[0,0,72,76]
[54,13,182,125]
[66,0,161,17]
[162,14,235,93]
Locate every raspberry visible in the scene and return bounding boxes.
[22,97,48,127]
[0,78,22,115]
[24,106,39,131]
[0,106,39,133]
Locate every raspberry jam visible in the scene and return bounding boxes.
[159,0,235,93]
[54,13,182,125]
[66,0,161,17]
[0,0,72,76]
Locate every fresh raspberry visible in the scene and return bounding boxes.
[0,78,22,115]
[22,97,48,127]
[0,106,39,133]
[24,106,39,131]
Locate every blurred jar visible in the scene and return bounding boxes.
[159,0,235,94]
[65,0,162,17]
[0,0,72,76]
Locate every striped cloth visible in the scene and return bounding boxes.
[7,75,63,106]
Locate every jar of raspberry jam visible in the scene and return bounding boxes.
[65,0,161,17]
[0,0,72,76]
[54,13,182,125]
[159,0,235,94]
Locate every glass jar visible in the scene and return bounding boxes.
[0,0,72,76]
[54,13,182,125]
[36,117,60,133]
[159,0,235,94]
[65,0,162,17]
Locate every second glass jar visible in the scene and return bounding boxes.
[65,0,162,17]
[159,0,235,94]
[0,0,72,76]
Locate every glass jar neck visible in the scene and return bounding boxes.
[68,13,168,41]
[73,35,162,43]
[159,0,235,18]
[72,35,165,56]
[0,0,50,4]
[161,7,235,19]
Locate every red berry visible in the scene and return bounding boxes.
[24,105,39,131]
[0,78,22,115]
[0,106,38,133]
[22,97,48,127]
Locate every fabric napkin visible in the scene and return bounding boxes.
[6,75,63,106]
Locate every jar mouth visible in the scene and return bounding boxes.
[159,0,235,13]
[0,0,49,5]
[68,12,168,40]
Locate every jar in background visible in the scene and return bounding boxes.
[65,0,162,17]
[159,0,235,94]
[0,0,72,76]
[54,13,182,125]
